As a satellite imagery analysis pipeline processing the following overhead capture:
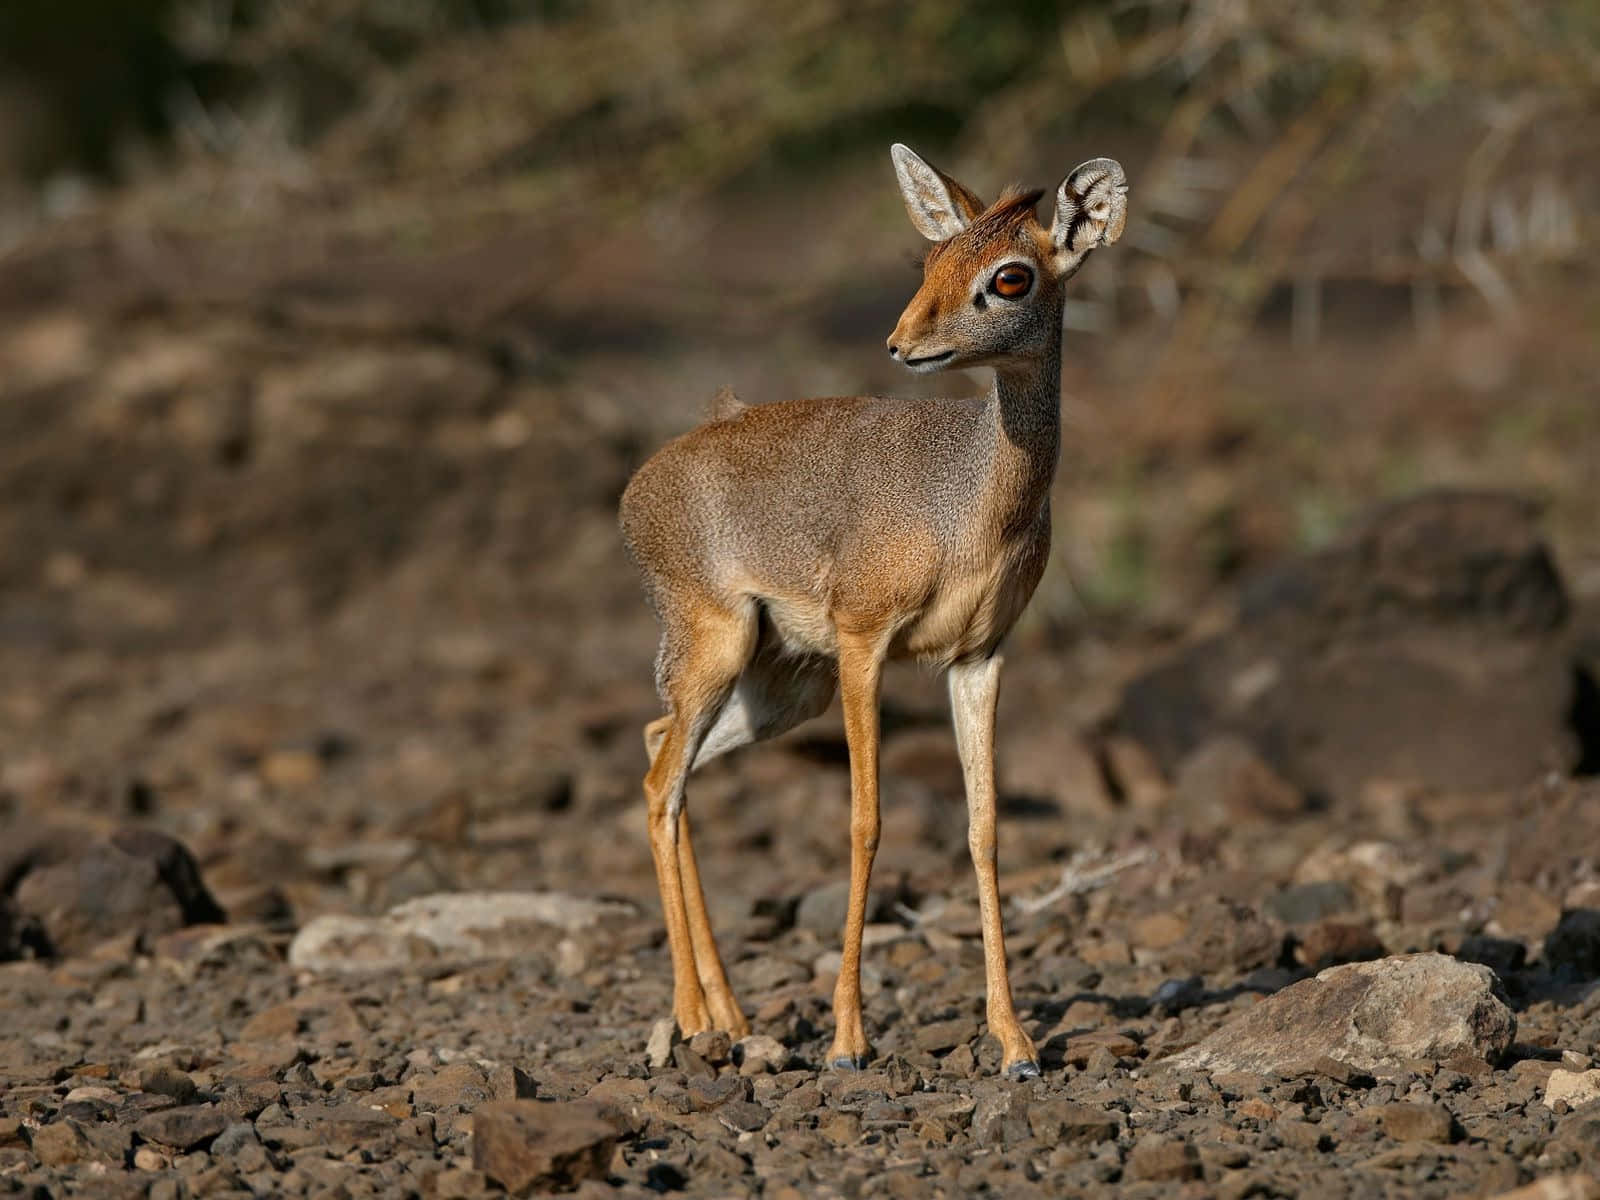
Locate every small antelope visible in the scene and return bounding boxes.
[620,144,1127,1077]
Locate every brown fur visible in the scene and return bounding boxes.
[619,145,1128,1073]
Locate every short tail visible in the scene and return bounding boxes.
[705,385,748,422]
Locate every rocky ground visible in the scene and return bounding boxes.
[3,808,1600,1199]
[2,22,1599,1189]
[2,487,1599,1197]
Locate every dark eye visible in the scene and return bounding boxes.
[991,264,1033,298]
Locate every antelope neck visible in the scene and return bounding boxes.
[979,328,1062,528]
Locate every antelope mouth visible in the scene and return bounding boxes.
[903,350,955,369]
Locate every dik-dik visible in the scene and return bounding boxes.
[620,143,1127,1077]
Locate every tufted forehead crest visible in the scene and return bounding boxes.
[925,186,1045,268]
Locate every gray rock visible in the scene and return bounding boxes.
[1266,881,1358,926]
[645,1018,678,1070]
[733,1034,790,1076]
[287,891,636,971]
[13,830,225,957]
[1374,1101,1455,1142]
[971,1089,1030,1148]
[138,1064,198,1104]
[135,1105,229,1152]
[0,896,46,962]
[717,1101,769,1132]
[1119,492,1580,802]
[1545,909,1600,977]
[1294,920,1387,969]
[412,1062,494,1110]
[796,880,872,937]
[1165,898,1281,974]
[688,1029,731,1066]
[28,1120,116,1167]
[1027,1099,1120,1145]
[489,1064,538,1101]
[1175,735,1305,825]
[1544,1069,1600,1111]
[209,1123,261,1158]
[914,1017,979,1054]
[1484,1177,1600,1200]
[1127,1135,1203,1181]
[1164,953,1515,1076]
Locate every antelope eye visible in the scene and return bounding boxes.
[991,264,1033,298]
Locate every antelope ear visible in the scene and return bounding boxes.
[891,144,984,242]
[1051,157,1128,279]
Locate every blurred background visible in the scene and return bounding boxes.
[1,0,1598,928]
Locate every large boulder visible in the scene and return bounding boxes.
[1119,492,1584,803]
[9,829,225,957]
[1163,953,1515,1076]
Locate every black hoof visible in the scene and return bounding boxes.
[1006,1059,1042,1080]
[830,1054,870,1072]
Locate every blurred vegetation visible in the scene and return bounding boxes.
[2,0,1596,627]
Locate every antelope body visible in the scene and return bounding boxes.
[620,144,1127,1076]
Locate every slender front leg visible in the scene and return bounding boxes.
[829,634,884,1069]
[948,654,1039,1078]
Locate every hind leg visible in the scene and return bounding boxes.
[642,597,755,1036]
[693,622,836,769]
[677,810,749,1035]
[645,719,749,1035]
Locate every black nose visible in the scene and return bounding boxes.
[887,343,899,358]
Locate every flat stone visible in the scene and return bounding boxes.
[29,1120,113,1166]
[1163,898,1280,974]
[1027,1099,1119,1144]
[1485,1176,1600,1200]
[914,1017,978,1054]
[734,1034,790,1075]
[672,1043,714,1079]
[1374,1101,1455,1143]
[584,1078,649,1136]
[1267,881,1359,926]
[412,1062,493,1110]
[686,1075,745,1112]
[1175,735,1304,826]
[1164,954,1515,1076]
[1276,1117,1331,1151]
[1059,1031,1140,1068]
[1127,1135,1203,1181]
[472,1101,619,1196]
[645,1018,678,1070]
[135,1105,229,1151]
[688,1029,731,1066]
[795,880,856,937]
[139,1064,199,1104]
[288,891,636,972]
[971,1090,1030,1148]
[1295,920,1387,968]
[302,1102,399,1146]
[1545,1069,1600,1111]
[717,1101,769,1132]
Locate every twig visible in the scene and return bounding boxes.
[1011,847,1156,915]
